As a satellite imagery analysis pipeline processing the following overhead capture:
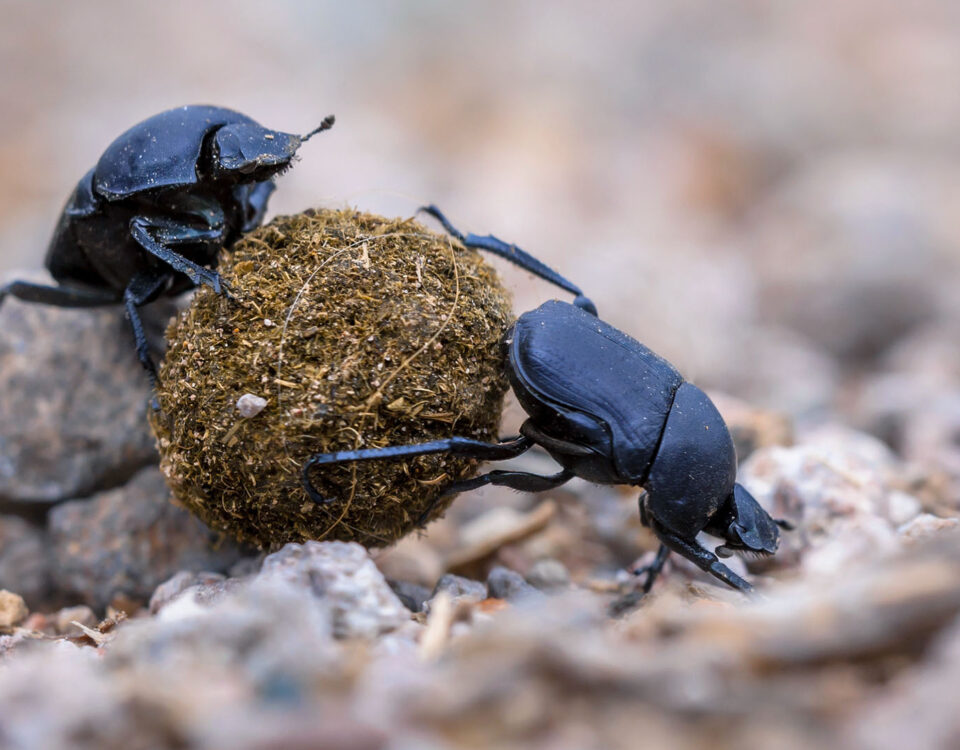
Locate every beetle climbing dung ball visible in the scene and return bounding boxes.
[149,209,512,548]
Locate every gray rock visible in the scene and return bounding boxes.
[257,541,409,639]
[431,573,487,602]
[387,579,432,613]
[526,559,571,591]
[148,570,228,614]
[487,566,542,602]
[0,514,51,608]
[48,467,243,611]
[0,282,178,507]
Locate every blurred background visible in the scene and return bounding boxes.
[4,0,960,472]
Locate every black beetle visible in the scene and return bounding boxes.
[300,207,788,593]
[0,105,334,384]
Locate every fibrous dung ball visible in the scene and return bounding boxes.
[149,209,512,549]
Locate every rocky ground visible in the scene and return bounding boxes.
[2,290,960,750]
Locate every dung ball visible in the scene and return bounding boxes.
[149,209,512,549]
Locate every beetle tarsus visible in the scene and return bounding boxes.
[633,544,671,593]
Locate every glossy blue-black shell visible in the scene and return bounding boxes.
[506,300,684,482]
[93,105,257,200]
[644,382,737,537]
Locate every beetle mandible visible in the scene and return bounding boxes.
[300,206,788,593]
[0,105,334,384]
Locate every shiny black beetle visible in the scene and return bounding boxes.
[0,105,334,383]
[301,207,788,593]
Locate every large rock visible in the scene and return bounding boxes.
[0,514,51,608]
[257,541,410,639]
[0,281,176,508]
[48,467,243,611]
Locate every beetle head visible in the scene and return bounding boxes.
[208,122,303,182]
[706,483,783,558]
[209,116,334,183]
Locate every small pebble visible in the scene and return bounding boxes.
[526,559,572,591]
[54,605,97,636]
[237,393,268,418]
[388,579,432,613]
[431,574,487,602]
[0,590,28,628]
[487,566,543,602]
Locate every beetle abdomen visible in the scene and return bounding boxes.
[644,383,737,538]
[508,301,683,481]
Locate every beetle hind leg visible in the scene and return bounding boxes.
[0,280,119,308]
[418,204,597,315]
[300,435,536,516]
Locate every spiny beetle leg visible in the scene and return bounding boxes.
[418,204,597,316]
[0,280,119,308]
[301,435,535,510]
[651,520,754,593]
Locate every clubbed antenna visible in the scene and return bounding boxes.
[302,114,335,142]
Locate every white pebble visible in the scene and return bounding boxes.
[236,393,268,418]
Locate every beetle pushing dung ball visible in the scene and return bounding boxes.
[0,104,334,384]
[303,208,791,593]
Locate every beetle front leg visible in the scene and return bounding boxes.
[633,544,671,593]
[419,204,597,315]
[129,216,228,294]
[123,269,173,391]
[650,520,753,592]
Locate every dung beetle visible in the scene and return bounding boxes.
[0,105,334,384]
[300,207,789,593]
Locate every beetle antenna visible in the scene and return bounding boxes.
[302,114,336,142]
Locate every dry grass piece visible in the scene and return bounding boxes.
[150,209,512,548]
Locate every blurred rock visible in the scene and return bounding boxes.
[486,566,542,602]
[0,514,51,608]
[148,570,229,615]
[257,541,409,639]
[0,589,28,627]
[430,573,487,604]
[53,605,96,636]
[387,579,432,613]
[0,283,177,508]
[739,425,936,573]
[899,513,960,544]
[48,467,243,612]
[526,559,571,591]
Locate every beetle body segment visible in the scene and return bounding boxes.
[645,382,737,539]
[507,300,683,483]
[93,105,256,199]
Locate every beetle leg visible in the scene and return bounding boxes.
[440,467,574,497]
[301,435,535,506]
[129,216,227,295]
[410,468,575,531]
[0,280,119,308]
[649,520,753,593]
[123,269,173,392]
[419,204,598,316]
[633,544,671,593]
